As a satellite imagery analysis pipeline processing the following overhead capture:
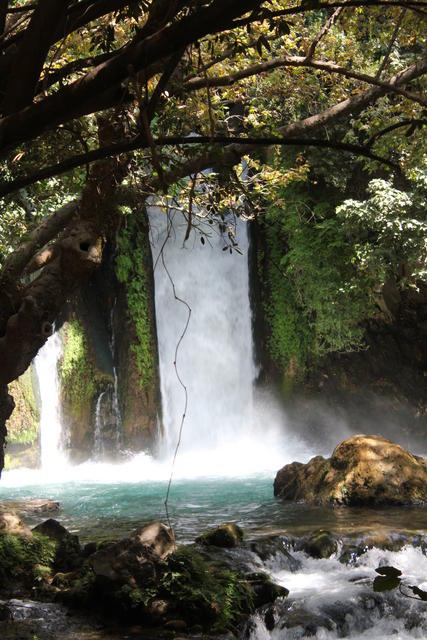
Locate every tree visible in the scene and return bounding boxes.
[0,0,425,472]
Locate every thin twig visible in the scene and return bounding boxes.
[376,9,406,78]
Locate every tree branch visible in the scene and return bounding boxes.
[0,199,80,280]
[184,54,427,107]
[376,8,406,78]
[231,1,427,28]
[1,0,71,114]
[305,6,344,61]
[366,118,426,146]
[0,0,262,154]
[0,134,400,199]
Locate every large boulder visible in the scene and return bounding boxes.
[274,435,427,506]
[90,522,174,585]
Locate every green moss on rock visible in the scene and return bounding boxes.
[60,321,106,420]
[0,532,56,591]
[5,367,40,469]
[115,212,156,391]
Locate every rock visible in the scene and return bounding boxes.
[0,603,13,621]
[196,523,243,548]
[274,435,427,506]
[164,619,188,631]
[303,530,338,559]
[90,522,174,585]
[250,537,301,571]
[32,519,82,572]
[246,572,289,608]
[1,499,60,515]
[0,512,32,537]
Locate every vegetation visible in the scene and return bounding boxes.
[0,532,55,590]
[257,148,426,378]
[115,211,155,389]
[60,321,107,419]
[0,0,425,468]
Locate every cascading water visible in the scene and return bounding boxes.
[93,391,106,459]
[109,305,123,451]
[148,205,304,477]
[33,329,67,476]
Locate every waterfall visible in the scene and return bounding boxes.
[33,330,67,474]
[149,206,295,476]
[109,305,123,451]
[93,391,106,459]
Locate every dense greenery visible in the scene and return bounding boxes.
[60,321,107,419]
[0,1,425,466]
[258,148,426,378]
[0,532,55,590]
[115,210,155,390]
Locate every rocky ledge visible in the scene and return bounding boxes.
[274,434,427,506]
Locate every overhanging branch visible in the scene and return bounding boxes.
[0,135,399,199]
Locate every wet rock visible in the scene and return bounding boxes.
[0,513,32,537]
[303,530,338,559]
[246,572,288,608]
[274,435,427,506]
[90,522,174,585]
[196,523,243,548]
[250,536,301,571]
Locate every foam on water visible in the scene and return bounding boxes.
[246,546,427,639]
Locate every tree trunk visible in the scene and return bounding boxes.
[0,116,129,475]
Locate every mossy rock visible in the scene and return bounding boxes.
[246,572,289,608]
[196,523,244,548]
[303,530,338,559]
[32,519,82,572]
[0,532,56,592]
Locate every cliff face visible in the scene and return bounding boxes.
[4,367,40,469]
[58,208,161,462]
[114,208,161,452]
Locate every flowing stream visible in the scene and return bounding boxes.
[0,208,425,639]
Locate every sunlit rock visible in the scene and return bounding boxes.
[0,512,32,537]
[274,435,427,506]
[90,522,174,584]
[196,523,244,548]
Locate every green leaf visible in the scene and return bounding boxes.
[373,576,401,592]
[410,586,427,601]
[375,566,402,578]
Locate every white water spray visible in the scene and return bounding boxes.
[33,330,67,476]
[148,205,307,477]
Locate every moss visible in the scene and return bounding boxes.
[154,546,255,632]
[0,533,56,590]
[115,212,156,390]
[93,546,256,632]
[60,321,106,419]
[6,367,39,446]
[261,224,310,382]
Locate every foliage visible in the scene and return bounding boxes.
[258,150,427,377]
[6,366,39,445]
[60,321,105,418]
[0,533,55,589]
[336,173,427,285]
[115,211,155,390]
[115,546,255,632]
[373,565,427,601]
